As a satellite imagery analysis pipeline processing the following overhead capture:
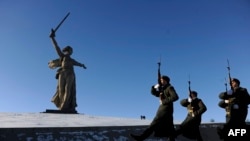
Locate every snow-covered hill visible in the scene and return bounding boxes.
[0,112,232,141]
[0,112,153,128]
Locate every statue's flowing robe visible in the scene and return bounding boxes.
[49,58,77,112]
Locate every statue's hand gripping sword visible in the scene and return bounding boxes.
[50,12,70,37]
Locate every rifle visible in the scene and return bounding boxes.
[225,59,234,116]
[224,78,228,92]
[188,75,192,97]
[187,75,195,116]
[157,56,166,103]
[157,56,162,92]
[227,59,233,90]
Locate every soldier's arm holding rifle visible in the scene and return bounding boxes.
[219,60,234,101]
[181,78,193,108]
[151,60,162,97]
[180,99,189,107]
[151,87,160,97]
[224,59,234,104]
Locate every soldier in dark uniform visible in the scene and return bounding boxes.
[175,91,207,141]
[217,78,250,140]
[130,75,179,141]
[218,96,232,123]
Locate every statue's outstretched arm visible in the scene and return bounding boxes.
[72,59,87,69]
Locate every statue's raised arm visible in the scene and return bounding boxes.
[49,29,64,57]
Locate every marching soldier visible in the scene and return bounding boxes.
[130,75,179,141]
[217,78,250,140]
[175,91,207,141]
[218,91,234,123]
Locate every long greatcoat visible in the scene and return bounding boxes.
[218,87,250,141]
[179,97,207,139]
[219,87,250,126]
[150,84,179,137]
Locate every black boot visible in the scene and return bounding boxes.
[168,136,176,141]
[217,127,224,139]
[130,134,143,141]
[130,127,153,141]
[174,128,182,137]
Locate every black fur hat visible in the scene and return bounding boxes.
[191,91,198,97]
[161,75,170,82]
[231,78,240,86]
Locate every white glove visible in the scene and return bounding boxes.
[227,90,233,95]
[154,84,160,89]
[188,97,192,103]
[192,113,195,117]
[225,100,229,104]
[233,104,239,109]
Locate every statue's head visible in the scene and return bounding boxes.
[63,46,73,55]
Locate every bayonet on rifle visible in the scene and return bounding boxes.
[157,56,163,93]
[188,75,192,97]
[224,78,228,92]
[157,56,162,86]
[227,59,233,90]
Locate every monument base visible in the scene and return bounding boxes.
[43,109,78,114]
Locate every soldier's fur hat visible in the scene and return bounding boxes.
[161,75,170,82]
[231,78,240,86]
[191,91,198,97]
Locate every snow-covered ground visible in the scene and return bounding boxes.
[0,112,154,128]
[0,113,226,141]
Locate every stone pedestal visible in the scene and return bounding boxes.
[43,109,78,114]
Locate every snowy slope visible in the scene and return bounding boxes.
[0,113,226,141]
[0,112,153,128]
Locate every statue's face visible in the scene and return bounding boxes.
[63,49,72,56]
[63,46,73,55]
[64,51,71,55]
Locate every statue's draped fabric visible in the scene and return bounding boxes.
[49,57,81,112]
